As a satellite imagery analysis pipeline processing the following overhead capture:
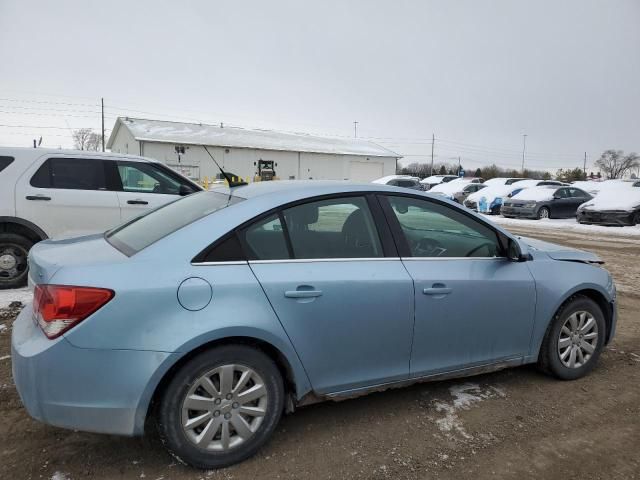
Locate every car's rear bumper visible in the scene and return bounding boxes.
[577,210,636,226]
[11,304,175,436]
[501,206,538,218]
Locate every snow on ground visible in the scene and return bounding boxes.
[429,383,506,439]
[0,287,32,309]
[487,215,640,237]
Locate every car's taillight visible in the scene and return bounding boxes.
[33,285,114,339]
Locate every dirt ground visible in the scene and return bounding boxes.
[1,226,639,480]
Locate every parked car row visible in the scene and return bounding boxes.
[466,178,640,226]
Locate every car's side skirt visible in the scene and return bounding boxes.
[297,356,524,407]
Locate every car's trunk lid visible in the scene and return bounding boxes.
[28,234,127,285]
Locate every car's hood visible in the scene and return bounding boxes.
[518,236,603,264]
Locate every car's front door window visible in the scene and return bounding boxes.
[116,161,190,195]
[382,195,502,258]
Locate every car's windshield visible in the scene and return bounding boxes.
[106,191,243,255]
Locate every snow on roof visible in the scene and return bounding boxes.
[419,174,457,184]
[580,188,640,211]
[428,178,472,194]
[511,186,557,202]
[371,175,419,184]
[467,183,520,203]
[108,117,400,158]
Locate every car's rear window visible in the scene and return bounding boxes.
[106,191,244,255]
[0,156,14,173]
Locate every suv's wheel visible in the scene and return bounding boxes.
[157,345,285,469]
[538,296,605,380]
[0,233,32,289]
[537,206,550,219]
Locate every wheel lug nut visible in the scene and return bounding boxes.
[213,410,220,417]
[232,402,239,409]
[226,394,233,400]
[214,398,221,405]
[224,412,232,420]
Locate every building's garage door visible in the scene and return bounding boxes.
[349,161,384,181]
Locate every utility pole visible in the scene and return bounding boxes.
[101,97,105,152]
[521,134,527,174]
[430,133,435,176]
[458,156,461,176]
[583,152,587,177]
[353,121,358,138]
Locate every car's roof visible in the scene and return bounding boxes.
[0,146,155,163]
[371,175,418,184]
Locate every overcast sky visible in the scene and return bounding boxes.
[1,0,638,172]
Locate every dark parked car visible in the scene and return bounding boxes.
[501,186,592,219]
[577,187,640,226]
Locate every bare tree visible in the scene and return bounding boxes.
[595,150,640,179]
[72,128,102,151]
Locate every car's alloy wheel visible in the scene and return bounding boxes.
[181,364,268,451]
[557,311,598,368]
[538,295,605,380]
[157,345,284,469]
[0,234,32,289]
[537,207,550,219]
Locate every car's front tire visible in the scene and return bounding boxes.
[157,345,285,469]
[537,206,550,220]
[0,233,32,289]
[538,296,606,380]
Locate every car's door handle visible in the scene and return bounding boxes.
[127,199,149,205]
[423,286,452,295]
[25,195,51,201]
[284,289,323,298]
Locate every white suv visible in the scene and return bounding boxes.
[0,147,202,288]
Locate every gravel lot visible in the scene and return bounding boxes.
[1,225,639,480]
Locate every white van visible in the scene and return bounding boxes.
[0,147,202,288]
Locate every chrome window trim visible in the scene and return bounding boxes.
[401,256,507,261]
[249,257,400,265]
[191,260,248,266]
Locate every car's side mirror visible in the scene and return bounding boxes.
[498,232,529,262]
[179,184,194,196]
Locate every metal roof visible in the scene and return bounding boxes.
[107,117,400,158]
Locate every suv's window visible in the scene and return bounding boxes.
[31,157,107,190]
[242,214,290,260]
[282,197,382,259]
[384,195,502,258]
[117,161,193,195]
[107,191,242,255]
[0,156,14,173]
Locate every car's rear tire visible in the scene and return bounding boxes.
[0,233,32,289]
[538,296,605,380]
[537,206,550,219]
[157,345,285,469]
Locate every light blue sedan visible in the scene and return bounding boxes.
[12,181,617,469]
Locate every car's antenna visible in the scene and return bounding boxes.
[203,146,247,187]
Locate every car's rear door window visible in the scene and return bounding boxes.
[241,214,291,260]
[107,191,243,255]
[0,156,14,173]
[30,158,107,190]
[116,161,195,195]
[282,196,383,259]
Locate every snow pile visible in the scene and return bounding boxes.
[580,188,640,211]
[490,215,640,236]
[511,186,556,202]
[0,287,32,309]
[420,175,456,185]
[429,178,472,195]
[483,177,511,186]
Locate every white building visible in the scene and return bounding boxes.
[107,117,400,182]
